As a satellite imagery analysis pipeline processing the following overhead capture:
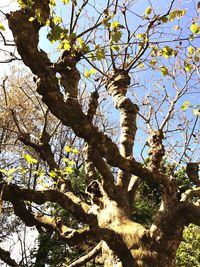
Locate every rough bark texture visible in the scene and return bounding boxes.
[0,2,199,267]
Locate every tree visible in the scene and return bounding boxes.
[0,0,200,266]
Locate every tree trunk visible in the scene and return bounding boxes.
[101,241,178,267]
[96,197,181,267]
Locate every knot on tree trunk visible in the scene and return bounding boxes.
[56,52,81,98]
[106,69,131,96]
[147,130,165,171]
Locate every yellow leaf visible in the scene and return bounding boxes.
[72,148,80,154]
[194,55,200,62]
[0,23,5,31]
[187,46,194,55]
[160,66,169,76]
[50,0,56,7]
[84,68,96,78]
[29,17,35,22]
[193,109,200,116]
[150,59,157,66]
[7,169,17,175]
[24,154,38,164]
[145,7,152,15]
[181,101,190,110]
[173,25,180,31]
[65,146,73,152]
[138,63,145,69]
[59,40,71,51]
[137,33,143,39]
[0,169,8,174]
[53,16,62,24]
[62,0,69,4]
[185,63,193,72]
[111,21,119,28]
[190,23,200,34]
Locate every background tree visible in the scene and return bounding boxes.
[0,0,200,266]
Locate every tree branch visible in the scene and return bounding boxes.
[106,69,139,210]
[0,182,96,226]
[0,247,19,267]
[7,4,175,193]
[68,241,102,267]
[181,187,200,202]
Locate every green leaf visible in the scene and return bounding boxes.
[0,169,8,174]
[111,45,120,51]
[72,148,80,154]
[35,8,43,24]
[24,154,38,164]
[194,55,200,62]
[53,16,62,24]
[169,9,186,21]
[162,46,173,58]
[193,109,199,116]
[0,23,5,31]
[169,11,177,21]
[77,37,85,49]
[111,21,119,28]
[150,59,157,66]
[111,31,122,43]
[84,68,96,78]
[187,46,194,55]
[181,101,190,111]
[185,63,193,72]
[190,23,200,34]
[18,0,34,9]
[65,146,73,153]
[161,16,168,23]
[150,45,158,56]
[145,7,152,15]
[61,0,69,3]
[7,169,17,175]
[29,17,35,22]
[47,25,64,43]
[96,49,105,60]
[18,166,26,174]
[64,146,80,154]
[49,170,57,178]
[50,0,56,7]
[59,39,71,51]
[177,9,186,18]
[137,33,143,39]
[138,63,145,69]
[0,168,17,176]
[63,166,74,174]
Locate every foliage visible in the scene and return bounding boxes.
[133,181,161,227]
[176,224,200,267]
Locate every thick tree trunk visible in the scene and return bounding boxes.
[101,241,177,267]
[96,197,181,267]
[102,242,123,267]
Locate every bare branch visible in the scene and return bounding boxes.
[0,182,96,226]
[181,187,200,202]
[0,247,19,267]
[68,241,102,267]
